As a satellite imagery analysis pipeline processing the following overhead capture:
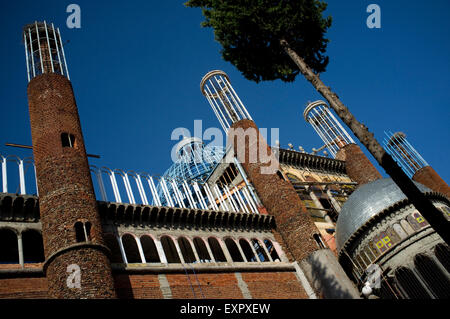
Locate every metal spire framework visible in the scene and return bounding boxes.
[23,21,70,82]
[304,100,355,158]
[200,70,253,132]
[383,131,429,178]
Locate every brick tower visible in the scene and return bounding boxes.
[23,22,116,298]
[200,71,359,298]
[384,131,450,198]
[304,100,382,186]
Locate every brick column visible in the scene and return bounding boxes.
[228,119,359,298]
[335,143,382,186]
[413,166,450,198]
[27,73,116,298]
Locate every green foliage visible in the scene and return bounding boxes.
[185,0,332,82]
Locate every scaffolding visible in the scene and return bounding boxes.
[200,70,253,133]
[383,131,428,178]
[304,100,355,158]
[23,21,70,82]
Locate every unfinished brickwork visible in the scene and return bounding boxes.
[413,166,450,198]
[335,143,382,186]
[26,73,116,298]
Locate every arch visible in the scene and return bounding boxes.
[178,237,197,263]
[251,238,269,262]
[394,267,431,299]
[22,229,44,263]
[263,239,280,261]
[239,238,257,262]
[74,221,85,242]
[160,236,181,263]
[193,237,211,262]
[103,233,123,263]
[140,235,160,263]
[121,234,141,263]
[434,244,450,273]
[414,254,450,299]
[61,132,76,148]
[224,238,243,262]
[0,228,19,264]
[207,237,227,262]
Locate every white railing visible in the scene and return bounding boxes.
[90,165,260,214]
[0,154,260,215]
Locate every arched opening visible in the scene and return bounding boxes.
[414,254,450,299]
[160,236,181,263]
[251,238,269,262]
[263,239,280,261]
[74,222,85,242]
[61,132,76,148]
[178,237,197,263]
[121,234,141,263]
[239,239,257,262]
[224,238,243,262]
[193,237,211,262]
[140,236,160,263]
[103,234,123,263]
[207,237,226,262]
[434,244,450,273]
[394,267,431,299]
[22,229,45,263]
[0,228,19,264]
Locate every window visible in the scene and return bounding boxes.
[414,254,450,299]
[239,239,257,262]
[263,239,280,261]
[207,237,227,262]
[0,228,19,264]
[225,238,244,262]
[394,267,431,299]
[61,133,76,148]
[193,237,211,262]
[140,236,160,263]
[121,234,141,263]
[74,221,91,243]
[178,237,197,263]
[161,236,181,263]
[251,239,269,262]
[22,229,45,263]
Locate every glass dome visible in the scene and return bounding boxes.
[154,137,225,207]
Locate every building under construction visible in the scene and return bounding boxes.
[0,22,449,299]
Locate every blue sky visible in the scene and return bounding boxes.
[0,0,449,186]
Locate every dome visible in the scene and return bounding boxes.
[335,178,432,252]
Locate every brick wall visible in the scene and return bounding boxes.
[413,166,450,198]
[113,271,307,299]
[335,143,382,186]
[229,120,320,263]
[0,277,48,299]
[26,73,116,298]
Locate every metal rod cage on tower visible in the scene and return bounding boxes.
[200,70,253,133]
[383,131,429,178]
[304,100,355,158]
[23,21,70,82]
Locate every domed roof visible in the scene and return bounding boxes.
[335,178,432,252]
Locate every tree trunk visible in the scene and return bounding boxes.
[280,39,450,245]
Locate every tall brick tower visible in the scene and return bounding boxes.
[23,22,116,298]
[200,71,359,298]
[384,131,450,198]
[304,100,382,186]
